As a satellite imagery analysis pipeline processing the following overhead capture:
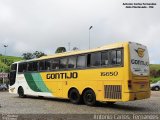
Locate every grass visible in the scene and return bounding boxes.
[149,64,160,83]
[150,64,160,71]
[0,55,22,62]
[150,77,160,83]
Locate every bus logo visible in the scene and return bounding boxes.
[135,48,145,58]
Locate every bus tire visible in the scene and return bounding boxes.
[68,88,81,104]
[83,89,96,106]
[18,87,26,98]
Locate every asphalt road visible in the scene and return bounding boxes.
[0,91,160,115]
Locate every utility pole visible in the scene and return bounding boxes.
[68,42,70,51]
[3,45,8,84]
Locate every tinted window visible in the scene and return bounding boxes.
[22,63,27,72]
[11,64,17,71]
[59,58,68,69]
[102,51,109,66]
[68,56,76,69]
[87,54,91,67]
[33,62,38,71]
[28,62,33,71]
[110,49,122,65]
[18,63,23,73]
[90,52,101,67]
[18,63,27,73]
[39,61,45,71]
[117,50,122,64]
[45,60,51,70]
[77,55,86,68]
[51,59,59,70]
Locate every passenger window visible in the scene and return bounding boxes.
[59,58,68,69]
[101,51,109,66]
[77,55,86,68]
[68,56,76,69]
[39,61,45,71]
[90,52,101,67]
[110,49,122,65]
[28,62,33,71]
[45,60,51,70]
[117,50,122,65]
[18,63,23,73]
[110,50,117,65]
[18,63,27,73]
[22,63,27,72]
[87,54,91,67]
[33,62,38,71]
[51,59,59,70]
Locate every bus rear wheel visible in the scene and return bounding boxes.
[68,89,81,104]
[83,89,96,106]
[18,87,26,98]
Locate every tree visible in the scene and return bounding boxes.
[22,53,34,60]
[33,51,46,58]
[22,51,47,60]
[55,47,66,53]
[72,47,79,51]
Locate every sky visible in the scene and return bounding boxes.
[0,0,160,63]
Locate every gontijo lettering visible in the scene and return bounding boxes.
[46,72,78,79]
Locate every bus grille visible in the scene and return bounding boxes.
[104,85,122,99]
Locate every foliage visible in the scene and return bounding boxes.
[55,47,66,53]
[33,51,46,58]
[22,51,46,60]
[0,55,22,72]
[22,52,34,60]
[72,47,79,51]
[150,64,160,83]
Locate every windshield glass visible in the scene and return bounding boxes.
[129,42,149,76]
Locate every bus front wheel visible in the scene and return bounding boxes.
[83,89,96,106]
[18,87,26,98]
[68,88,81,104]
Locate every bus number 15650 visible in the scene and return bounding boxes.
[101,71,118,76]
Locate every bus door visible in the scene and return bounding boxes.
[9,64,17,86]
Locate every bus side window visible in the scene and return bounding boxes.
[33,62,38,71]
[18,63,23,73]
[77,55,86,68]
[39,61,45,71]
[45,60,51,70]
[110,50,116,65]
[68,56,77,69]
[117,50,122,65]
[101,51,109,66]
[87,54,91,67]
[59,58,68,69]
[28,62,33,71]
[90,52,101,67]
[23,63,27,72]
[110,49,122,66]
[51,59,59,70]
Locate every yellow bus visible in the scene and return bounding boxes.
[9,42,150,106]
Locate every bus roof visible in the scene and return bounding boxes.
[15,41,130,63]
